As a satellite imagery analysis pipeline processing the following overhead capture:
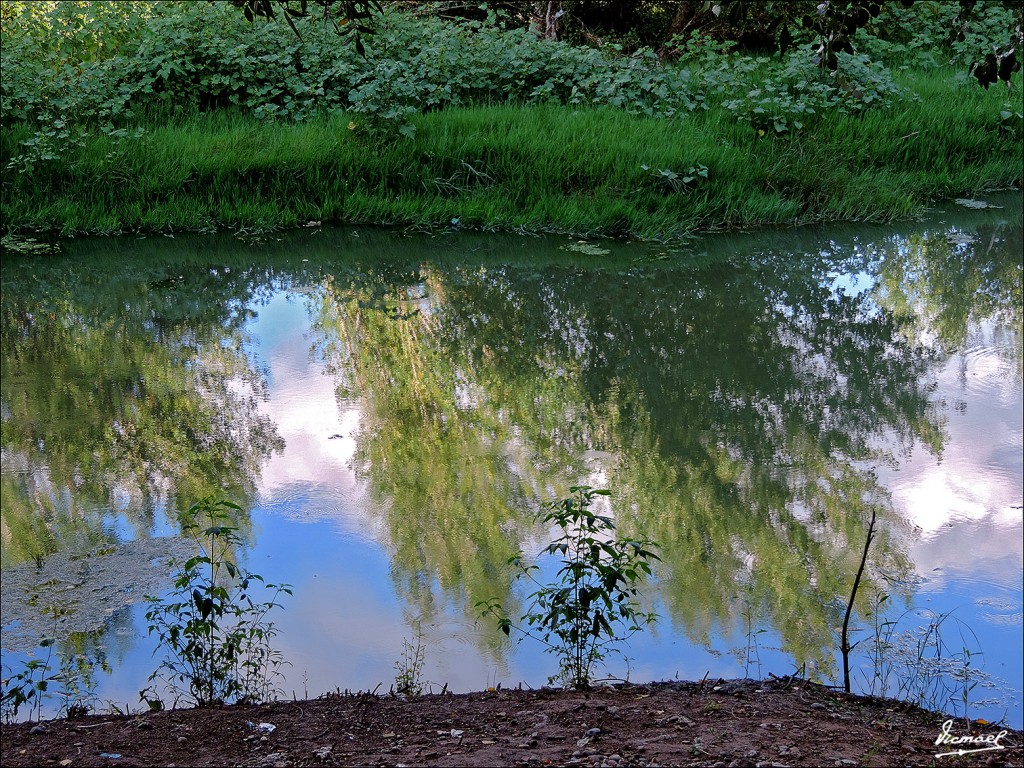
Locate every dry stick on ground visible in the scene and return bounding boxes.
[841,507,878,693]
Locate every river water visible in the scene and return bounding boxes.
[2,194,1021,726]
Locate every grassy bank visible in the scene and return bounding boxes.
[1,68,1021,239]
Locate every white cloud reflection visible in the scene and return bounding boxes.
[883,332,1023,589]
[247,291,380,541]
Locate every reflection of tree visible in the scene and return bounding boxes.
[869,215,1023,373]
[311,241,945,672]
[311,273,549,645]
[0,257,283,565]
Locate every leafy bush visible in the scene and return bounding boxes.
[0,606,103,723]
[855,0,1021,71]
[0,1,946,167]
[1,639,60,723]
[720,49,905,135]
[141,497,291,708]
[480,486,659,689]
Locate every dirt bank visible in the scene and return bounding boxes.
[2,677,1021,767]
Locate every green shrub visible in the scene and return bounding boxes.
[721,49,906,135]
[2,1,906,162]
[0,606,103,723]
[855,0,1020,71]
[141,497,291,708]
[480,486,659,689]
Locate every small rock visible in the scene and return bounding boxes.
[59,761,73,767]
[177,736,187,744]
[29,725,46,734]
[835,761,859,767]
[586,727,602,737]
[810,702,826,710]
[314,746,332,760]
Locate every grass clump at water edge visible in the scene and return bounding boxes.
[1,71,1020,239]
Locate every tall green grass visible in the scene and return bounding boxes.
[1,68,1020,238]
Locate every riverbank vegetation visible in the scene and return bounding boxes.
[1,1,1021,238]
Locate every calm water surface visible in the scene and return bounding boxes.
[2,195,1021,725]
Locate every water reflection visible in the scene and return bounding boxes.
[306,245,941,676]
[1,194,1020,723]
[0,258,284,567]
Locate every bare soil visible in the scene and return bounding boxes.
[2,677,1021,767]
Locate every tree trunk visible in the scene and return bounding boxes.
[667,1,696,41]
[532,1,563,40]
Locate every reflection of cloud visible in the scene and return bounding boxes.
[910,518,1023,591]
[276,578,404,693]
[895,468,1017,534]
[247,291,378,539]
[884,330,1023,588]
[895,333,1021,532]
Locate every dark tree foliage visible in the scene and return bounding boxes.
[665,0,1021,85]
[557,0,680,49]
[221,0,381,51]
[955,0,1022,88]
[224,0,1022,89]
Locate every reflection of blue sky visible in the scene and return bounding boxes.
[245,290,374,538]
[829,270,874,297]
[872,319,1023,723]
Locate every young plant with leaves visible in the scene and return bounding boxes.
[142,497,291,708]
[0,605,100,723]
[480,486,659,690]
